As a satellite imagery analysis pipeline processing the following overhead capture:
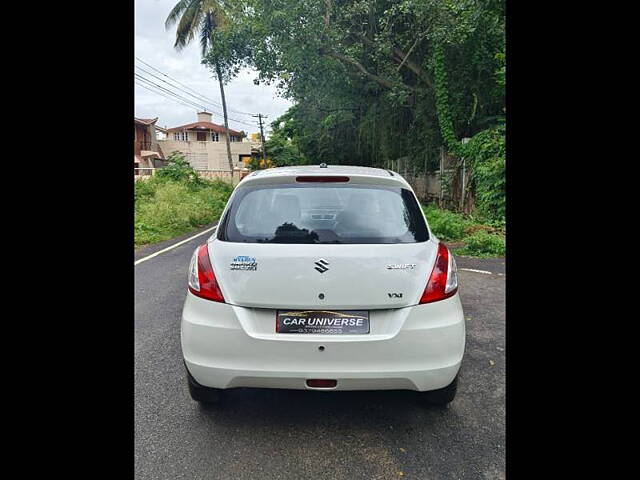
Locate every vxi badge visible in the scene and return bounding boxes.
[386,264,416,270]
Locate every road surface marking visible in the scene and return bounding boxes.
[134,225,218,266]
[459,268,494,275]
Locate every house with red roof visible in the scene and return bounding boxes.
[159,112,252,171]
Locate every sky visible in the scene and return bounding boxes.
[134,0,293,136]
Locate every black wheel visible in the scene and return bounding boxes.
[420,375,458,406]
[186,367,225,405]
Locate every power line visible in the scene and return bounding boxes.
[135,64,234,116]
[134,74,257,128]
[135,65,221,109]
[135,81,201,111]
[135,57,256,117]
[135,73,256,127]
[136,74,208,111]
[136,70,255,125]
[135,83,257,131]
[135,57,225,109]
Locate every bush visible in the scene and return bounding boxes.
[422,204,506,257]
[134,175,162,203]
[422,204,472,241]
[134,175,233,247]
[155,151,203,184]
[456,231,506,257]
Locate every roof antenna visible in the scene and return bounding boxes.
[319,163,328,168]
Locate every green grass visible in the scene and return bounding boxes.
[456,231,506,257]
[421,204,505,257]
[135,176,234,248]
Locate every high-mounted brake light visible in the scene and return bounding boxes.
[419,242,458,304]
[188,244,225,303]
[306,379,337,388]
[296,176,350,183]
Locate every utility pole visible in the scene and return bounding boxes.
[253,114,268,167]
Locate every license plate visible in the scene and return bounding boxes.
[276,310,370,334]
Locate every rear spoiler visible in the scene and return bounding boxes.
[239,173,411,189]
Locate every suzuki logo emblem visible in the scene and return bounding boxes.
[314,258,330,273]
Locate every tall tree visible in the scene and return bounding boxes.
[165,0,234,172]
[206,0,504,169]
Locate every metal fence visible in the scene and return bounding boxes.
[393,149,474,213]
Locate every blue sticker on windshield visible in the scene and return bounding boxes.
[230,256,258,271]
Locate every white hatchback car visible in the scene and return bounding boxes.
[182,165,465,406]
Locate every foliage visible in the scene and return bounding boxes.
[422,204,505,257]
[262,107,308,167]
[165,0,229,56]
[422,204,472,241]
[203,21,254,84]
[456,231,505,257]
[155,151,203,185]
[495,52,505,88]
[134,175,233,247]
[248,156,275,170]
[202,0,505,171]
[196,0,505,228]
[433,42,464,157]
[464,125,505,221]
[264,136,305,167]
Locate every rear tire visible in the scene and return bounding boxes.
[420,375,458,406]
[186,367,225,405]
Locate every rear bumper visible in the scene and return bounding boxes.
[181,292,465,392]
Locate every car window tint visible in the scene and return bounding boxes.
[219,184,428,244]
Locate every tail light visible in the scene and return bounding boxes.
[419,242,458,304]
[188,244,225,303]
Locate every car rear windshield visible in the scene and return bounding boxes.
[217,184,429,244]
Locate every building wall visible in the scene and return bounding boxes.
[166,130,244,143]
[135,124,159,149]
[149,124,158,148]
[135,124,153,155]
[159,137,252,170]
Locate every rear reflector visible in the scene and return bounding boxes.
[306,379,337,388]
[296,176,350,183]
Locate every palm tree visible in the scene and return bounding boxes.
[166,0,234,172]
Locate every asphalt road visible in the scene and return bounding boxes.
[135,227,505,480]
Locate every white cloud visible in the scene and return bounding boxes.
[134,0,292,135]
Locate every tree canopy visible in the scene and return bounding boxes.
[203,0,505,219]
